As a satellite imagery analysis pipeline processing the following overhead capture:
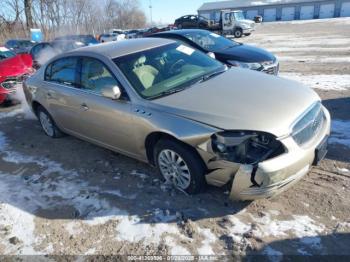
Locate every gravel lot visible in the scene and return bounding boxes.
[0,18,349,259]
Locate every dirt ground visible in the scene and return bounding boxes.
[0,18,350,259]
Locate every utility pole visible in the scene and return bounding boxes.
[149,0,153,26]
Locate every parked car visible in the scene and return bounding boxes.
[0,47,16,61]
[30,42,58,69]
[100,33,126,42]
[142,27,164,37]
[149,29,279,75]
[125,30,142,39]
[99,33,118,42]
[254,15,263,23]
[23,39,330,200]
[29,40,86,69]
[5,39,35,54]
[0,53,33,105]
[54,35,99,46]
[175,15,210,29]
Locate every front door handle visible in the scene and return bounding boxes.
[81,103,89,111]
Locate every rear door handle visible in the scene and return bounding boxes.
[80,103,89,111]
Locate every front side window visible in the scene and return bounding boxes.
[183,31,239,52]
[114,43,224,100]
[45,57,78,86]
[80,58,119,94]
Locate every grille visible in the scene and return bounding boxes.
[292,102,325,146]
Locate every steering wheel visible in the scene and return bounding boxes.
[169,59,186,75]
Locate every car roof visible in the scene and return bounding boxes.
[67,38,175,59]
[153,29,210,36]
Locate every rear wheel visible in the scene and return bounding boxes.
[154,139,206,194]
[234,28,243,38]
[37,106,64,138]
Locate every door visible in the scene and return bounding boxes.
[76,57,137,155]
[319,3,335,19]
[263,8,277,22]
[222,11,233,31]
[340,2,350,17]
[43,57,85,133]
[281,7,295,21]
[300,5,314,20]
[246,10,258,20]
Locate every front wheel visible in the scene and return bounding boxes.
[154,139,206,194]
[234,28,243,38]
[37,106,64,138]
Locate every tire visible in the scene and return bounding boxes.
[234,28,243,38]
[37,106,64,138]
[154,139,206,194]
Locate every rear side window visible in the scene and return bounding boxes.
[45,57,78,86]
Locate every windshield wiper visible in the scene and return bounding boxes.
[198,68,227,83]
[148,87,187,100]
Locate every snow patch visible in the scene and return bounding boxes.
[164,236,191,255]
[197,228,216,255]
[337,167,349,173]
[115,215,180,243]
[280,73,350,90]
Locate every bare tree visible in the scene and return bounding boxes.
[24,0,34,30]
[0,0,147,43]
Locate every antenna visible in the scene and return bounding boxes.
[149,0,153,26]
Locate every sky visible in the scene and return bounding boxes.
[139,0,214,25]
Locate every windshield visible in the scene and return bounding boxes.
[182,31,240,52]
[114,43,224,99]
[0,48,16,60]
[233,11,245,21]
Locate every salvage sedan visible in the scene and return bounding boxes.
[23,38,330,200]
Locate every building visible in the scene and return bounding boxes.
[198,0,350,22]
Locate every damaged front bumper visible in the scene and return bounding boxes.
[199,106,331,201]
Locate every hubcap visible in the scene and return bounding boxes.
[158,149,191,189]
[39,111,54,137]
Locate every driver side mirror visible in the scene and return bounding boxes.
[101,86,121,100]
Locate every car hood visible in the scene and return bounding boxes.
[151,68,320,137]
[216,44,275,63]
[0,54,33,79]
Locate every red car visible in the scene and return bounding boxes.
[0,47,33,105]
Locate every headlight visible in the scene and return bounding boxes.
[227,60,262,70]
[211,131,285,165]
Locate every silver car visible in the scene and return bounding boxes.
[23,38,331,200]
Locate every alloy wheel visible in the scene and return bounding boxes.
[39,111,54,137]
[158,149,191,189]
